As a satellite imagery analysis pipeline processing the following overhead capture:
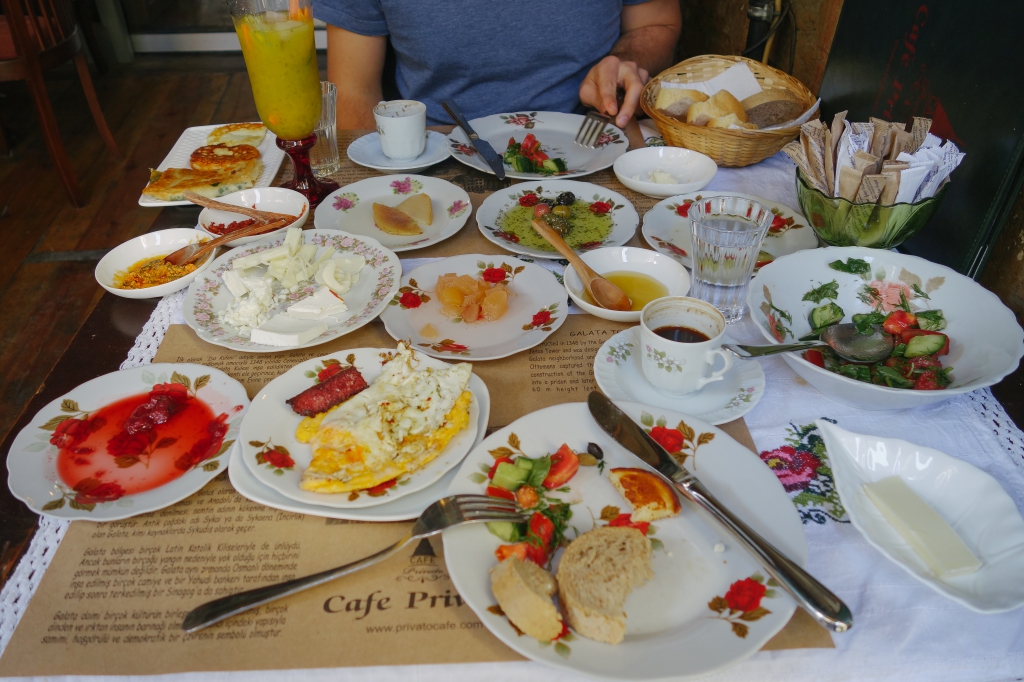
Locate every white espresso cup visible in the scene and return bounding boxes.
[640,296,734,396]
[373,100,427,159]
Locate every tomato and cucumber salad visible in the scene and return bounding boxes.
[503,134,568,175]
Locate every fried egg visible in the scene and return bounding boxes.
[298,344,472,493]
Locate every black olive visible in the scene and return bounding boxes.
[587,442,604,460]
[555,191,576,206]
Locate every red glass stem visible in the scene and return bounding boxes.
[276,134,338,208]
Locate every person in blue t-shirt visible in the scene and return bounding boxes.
[316,0,681,129]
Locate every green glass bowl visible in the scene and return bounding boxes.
[795,170,947,249]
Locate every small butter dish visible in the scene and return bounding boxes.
[816,420,1024,613]
[613,147,717,198]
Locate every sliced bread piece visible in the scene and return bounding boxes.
[741,89,804,128]
[708,90,748,122]
[556,526,653,645]
[490,556,563,641]
[373,202,423,235]
[396,192,433,226]
[608,467,682,523]
[707,113,759,130]
[655,87,708,120]
[685,99,719,126]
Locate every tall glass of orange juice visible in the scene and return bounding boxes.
[227,0,338,205]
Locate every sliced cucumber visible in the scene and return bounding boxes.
[809,302,844,330]
[515,457,534,471]
[491,462,529,491]
[904,333,947,358]
[509,155,534,173]
[486,521,524,543]
[916,310,947,331]
[541,158,567,173]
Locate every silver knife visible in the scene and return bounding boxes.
[587,392,853,634]
[441,99,506,180]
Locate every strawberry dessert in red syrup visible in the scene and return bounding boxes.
[54,383,227,499]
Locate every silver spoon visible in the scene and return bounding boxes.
[724,323,895,363]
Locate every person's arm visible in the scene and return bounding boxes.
[579,0,682,128]
[325,24,387,129]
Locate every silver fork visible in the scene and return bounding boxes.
[180,495,523,632]
[575,110,611,147]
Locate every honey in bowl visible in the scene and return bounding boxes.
[581,271,668,311]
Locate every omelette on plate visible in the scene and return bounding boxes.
[297,344,472,493]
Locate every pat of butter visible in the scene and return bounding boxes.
[287,287,348,320]
[648,169,679,184]
[863,476,981,578]
[250,314,327,347]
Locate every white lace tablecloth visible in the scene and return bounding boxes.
[3,152,1024,682]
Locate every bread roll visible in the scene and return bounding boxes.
[490,557,562,642]
[708,90,748,122]
[707,113,758,130]
[655,87,708,120]
[741,89,804,128]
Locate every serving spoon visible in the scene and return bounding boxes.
[163,217,291,267]
[530,218,631,312]
[723,323,895,363]
[182,190,299,223]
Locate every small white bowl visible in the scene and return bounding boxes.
[95,228,215,299]
[196,187,309,247]
[613,147,717,198]
[563,247,690,322]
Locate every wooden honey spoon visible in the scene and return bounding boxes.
[531,218,631,312]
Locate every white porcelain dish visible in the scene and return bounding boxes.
[7,364,249,521]
[138,123,285,207]
[195,187,309,247]
[563,246,690,322]
[346,131,450,173]
[613,146,717,198]
[313,174,472,252]
[476,180,639,259]
[444,402,804,680]
[748,246,1024,411]
[594,327,765,425]
[447,111,627,180]
[182,229,400,353]
[816,420,1024,613]
[227,374,490,521]
[380,254,566,360]
[642,191,818,269]
[238,348,479,511]
[95,228,215,299]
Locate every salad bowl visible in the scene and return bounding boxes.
[747,247,1024,411]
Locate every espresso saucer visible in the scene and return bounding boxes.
[593,327,765,425]
[347,131,449,173]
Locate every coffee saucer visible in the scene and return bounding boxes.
[593,327,765,425]
[347,131,450,173]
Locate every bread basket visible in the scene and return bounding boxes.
[640,55,816,167]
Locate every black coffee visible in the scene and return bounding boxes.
[654,325,710,343]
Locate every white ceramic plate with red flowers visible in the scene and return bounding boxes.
[443,402,804,681]
[237,347,482,513]
[7,364,249,521]
[379,254,568,361]
[312,174,472,252]
[447,111,628,180]
[476,180,639,259]
[642,191,818,270]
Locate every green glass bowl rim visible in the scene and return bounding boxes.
[796,169,948,208]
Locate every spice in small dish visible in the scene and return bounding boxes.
[114,256,199,290]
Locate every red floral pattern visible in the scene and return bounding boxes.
[263,448,295,470]
[482,267,507,283]
[649,426,685,453]
[107,430,152,457]
[589,201,611,214]
[532,310,552,327]
[50,417,102,449]
[399,291,422,309]
[759,445,822,492]
[73,478,126,505]
[724,578,767,612]
[707,573,776,638]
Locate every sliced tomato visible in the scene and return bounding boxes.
[524,542,548,566]
[542,444,580,489]
[769,214,787,231]
[882,310,918,335]
[608,513,650,535]
[804,349,825,368]
[900,328,950,356]
[486,485,516,501]
[914,370,947,391]
[528,150,548,163]
[495,543,528,562]
[516,485,540,509]
[909,355,942,370]
[520,133,539,154]
[883,355,914,379]
[366,478,397,495]
[508,136,516,149]
[528,512,555,549]
[487,456,514,480]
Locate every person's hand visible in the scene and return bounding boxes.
[579,56,650,128]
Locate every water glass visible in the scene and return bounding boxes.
[688,196,773,322]
[311,81,341,177]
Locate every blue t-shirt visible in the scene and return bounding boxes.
[315,0,649,125]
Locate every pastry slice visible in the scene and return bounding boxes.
[608,467,682,522]
[396,193,433,226]
[373,202,423,236]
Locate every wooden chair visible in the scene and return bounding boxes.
[0,0,120,206]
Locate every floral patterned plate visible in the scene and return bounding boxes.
[182,229,401,353]
[379,254,567,360]
[476,180,639,259]
[312,174,472,252]
[642,191,818,269]
[228,372,490,521]
[444,402,804,680]
[238,348,480,511]
[593,327,765,425]
[447,111,628,180]
[7,364,249,521]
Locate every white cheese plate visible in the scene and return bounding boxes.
[237,348,481,512]
[138,123,286,207]
[182,229,400,353]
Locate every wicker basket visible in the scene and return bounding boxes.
[640,55,816,167]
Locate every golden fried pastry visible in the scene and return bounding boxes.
[189,143,261,172]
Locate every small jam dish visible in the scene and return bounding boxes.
[613,147,718,198]
[95,228,215,299]
[563,246,690,322]
[196,187,309,247]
